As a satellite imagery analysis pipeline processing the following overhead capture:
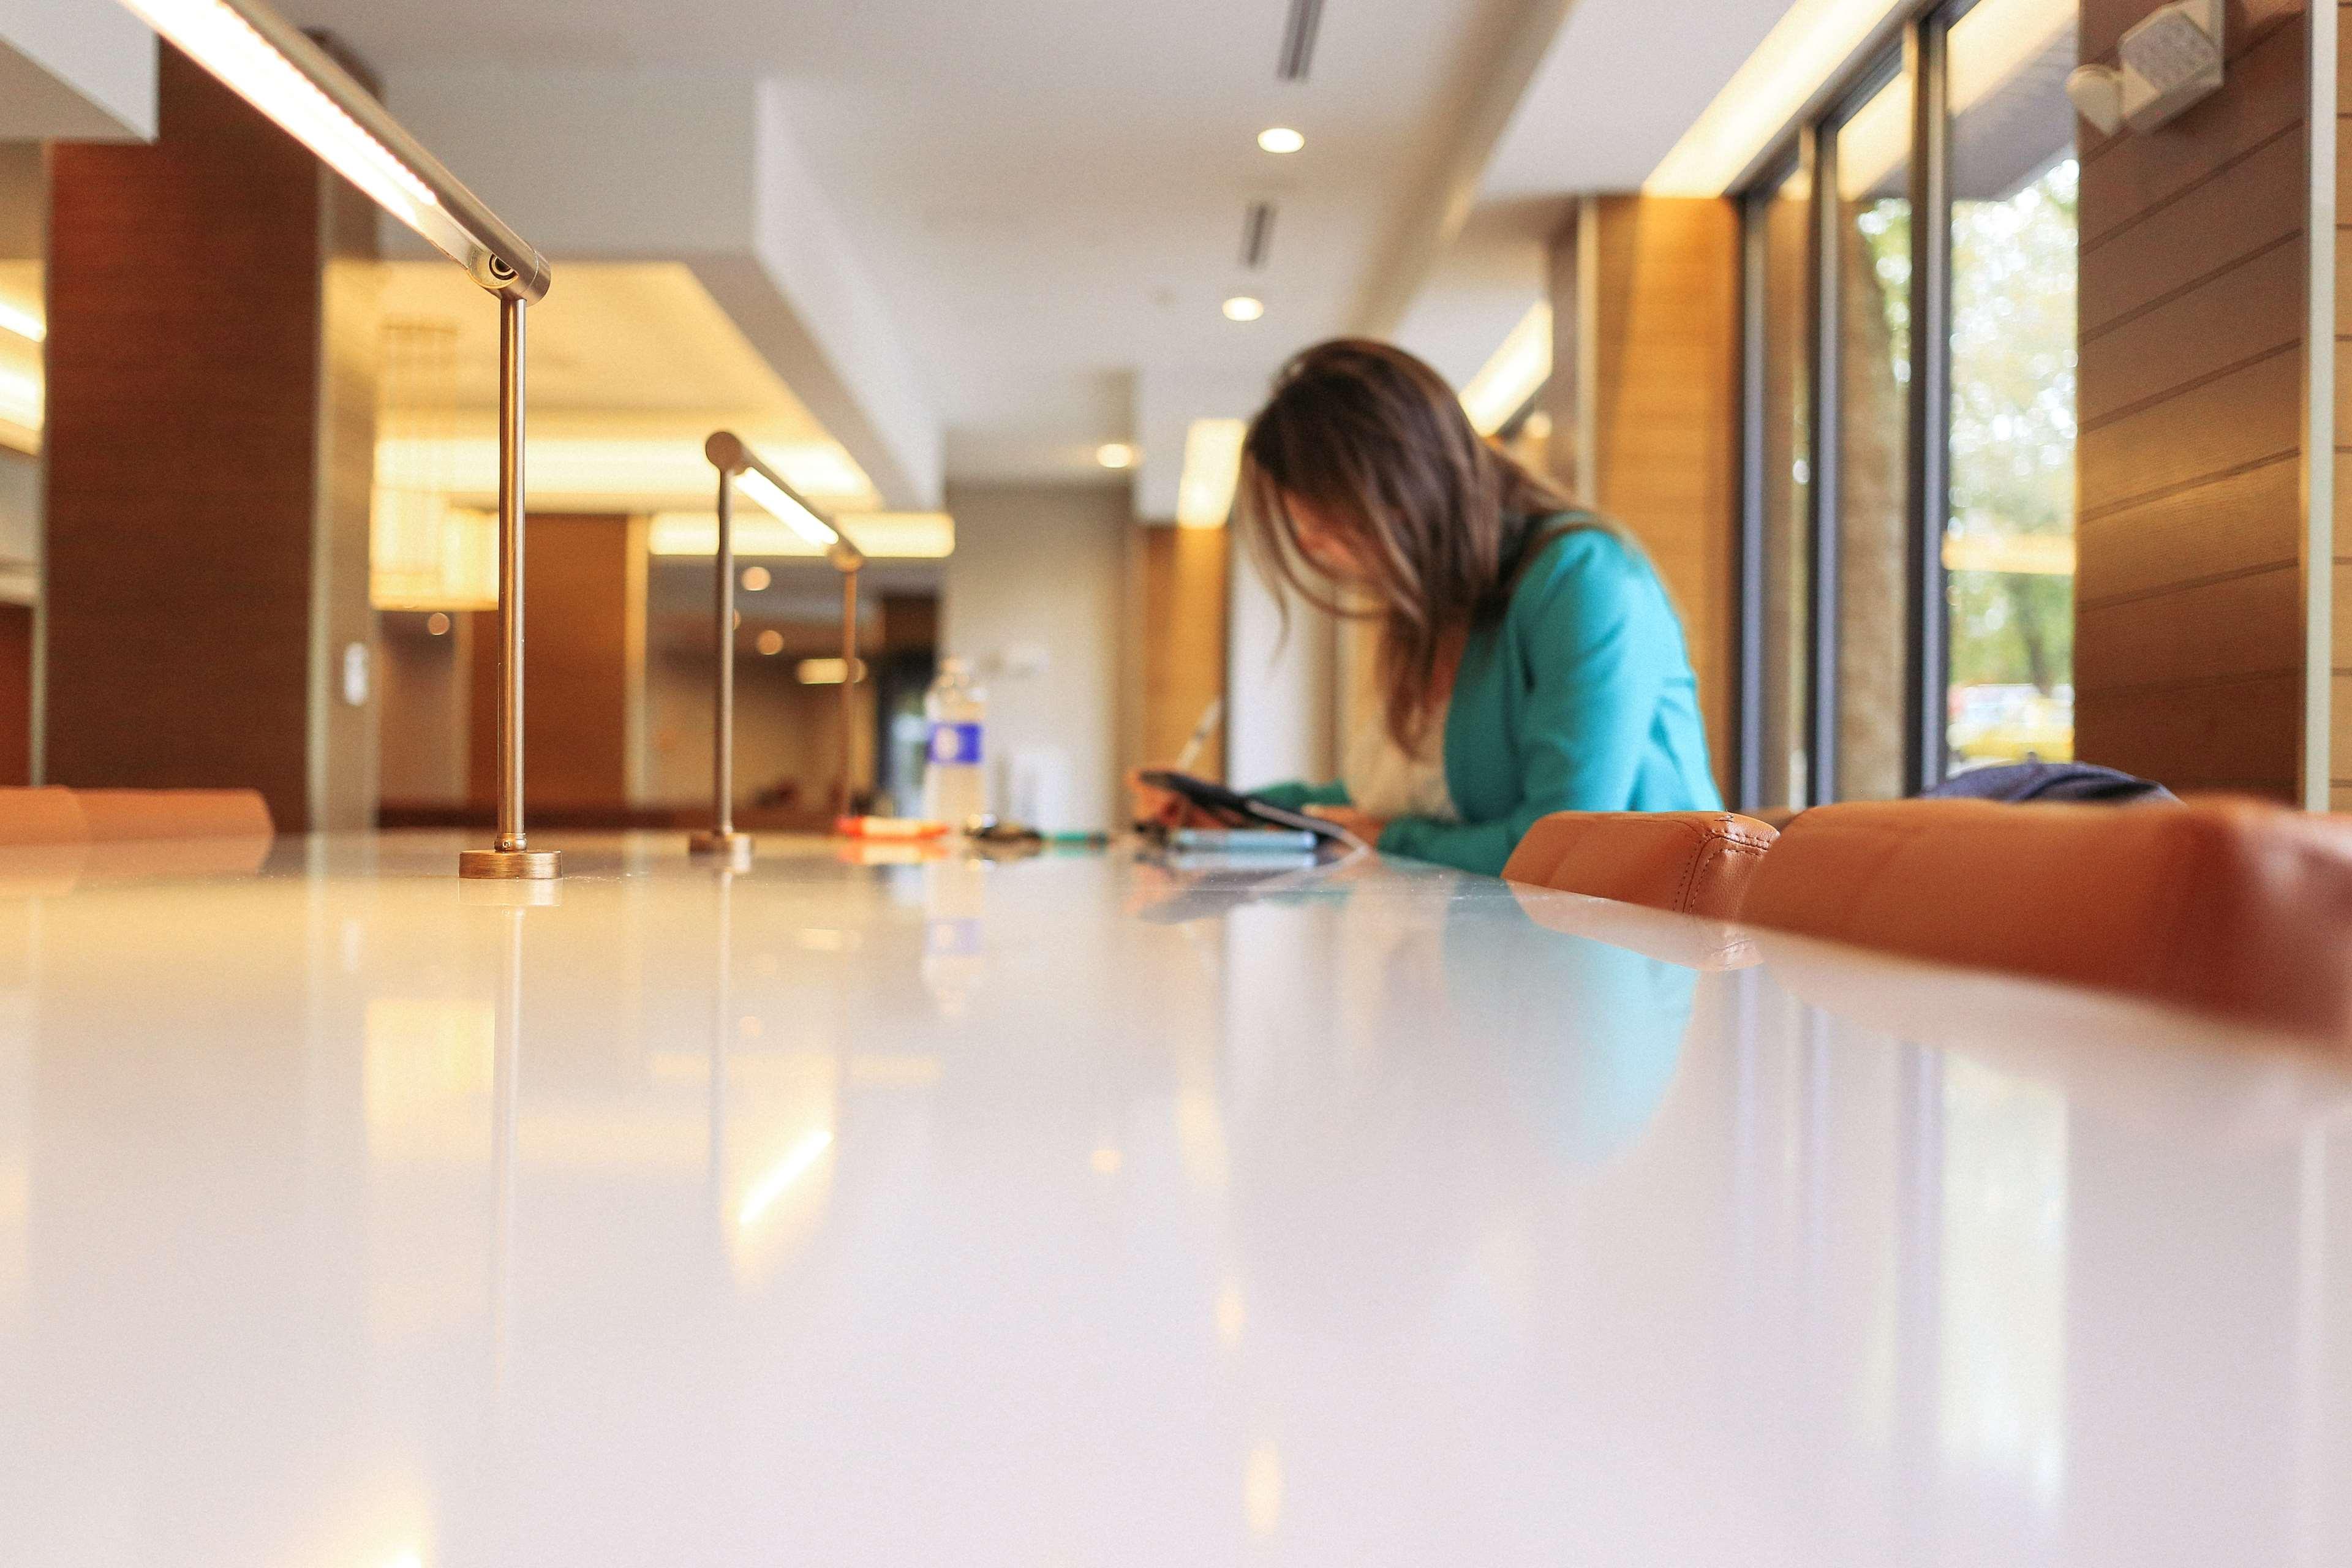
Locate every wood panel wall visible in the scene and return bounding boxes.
[377,612,471,807]
[2075,0,2310,800]
[1583,196,1741,800]
[464,514,647,813]
[0,603,30,785]
[43,47,379,829]
[1134,524,1229,779]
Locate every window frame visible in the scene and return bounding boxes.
[1732,0,2012,808]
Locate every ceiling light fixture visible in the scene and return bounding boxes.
[1644,0,1903,195]
[741,565,772,591]
[116,0,556,880]
[1176,418,1248,529]
[367,435,878,512]
[736,465,844,552]
[1276,0,1324,81]
[116,0,545,295]
[1096,441,1137,470]
[1240,201,1276,269]
[1222,295,1265,322]
[1460,301,1553,436]
[647,511,954,559]
[1257,126,1305,154]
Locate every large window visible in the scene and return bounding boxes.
[1945,0,2079,774]
[1746,164,1814,812]
[1832,63,1915,802]
[1736,0,2078,805]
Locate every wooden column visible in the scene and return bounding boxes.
[42,45,379,830]
[2074,1,2313,801]
[1550,196,1742,802]
[466,514,647,815]
[1135,524,1229,778]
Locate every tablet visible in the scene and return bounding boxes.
[1136,770,1354,843]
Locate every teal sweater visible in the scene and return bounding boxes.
[1257,524,1721,875]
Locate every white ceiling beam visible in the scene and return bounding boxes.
[745,83,941,511]
[375,66,943,510]
[1347,0,1580,338]
[1134,365,1267,524]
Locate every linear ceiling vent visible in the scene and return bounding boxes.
[1240,202,1276,270]
[1277,0,1322,81]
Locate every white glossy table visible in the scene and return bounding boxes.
[1,832,2348,1566]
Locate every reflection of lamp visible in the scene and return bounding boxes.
[699,432,869,859]
[373,321,500,611]
[120,0,559,880]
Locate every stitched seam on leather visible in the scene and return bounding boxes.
[1665,822,1716,911]
[1694,839,1770,914]
[1673,842,1708,911]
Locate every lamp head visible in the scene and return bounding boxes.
[705,430,752,475]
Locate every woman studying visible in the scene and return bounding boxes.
[1140,339,1719,876]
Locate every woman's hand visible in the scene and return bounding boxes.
[1128,769,1218,830]
[1304,804,1389,848]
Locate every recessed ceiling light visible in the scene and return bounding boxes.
[741,565,771,591]
[1096,442,1137,470]
[425,612,451,636]
[756,629,785,656]
[1222,296,1265,322]
[1257,126,1305,154]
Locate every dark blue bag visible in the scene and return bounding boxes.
[1921,761,2176,806]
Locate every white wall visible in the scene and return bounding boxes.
[376,617,470,807]
[941,481,1129,832]
[1225,548,1336,793]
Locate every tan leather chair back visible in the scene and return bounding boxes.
[71,788,274,842]
[0,787,91,846]
[1502,810,1780,920]
[1740,797,2352,1038]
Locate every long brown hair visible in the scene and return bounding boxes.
[1236,338,1586,752]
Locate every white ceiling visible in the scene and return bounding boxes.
[1482,0,1799,201]
[1396,0,1801,394]
[282,0,1800,490]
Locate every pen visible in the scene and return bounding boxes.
[1172,696,1224,773]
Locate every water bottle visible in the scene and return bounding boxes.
[922,658,989,829]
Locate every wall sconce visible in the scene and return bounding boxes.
[2065,0,2225,137]
[121,0,559,880]
[696,432,868,864]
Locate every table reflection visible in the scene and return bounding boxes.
[0,835,2339,1565]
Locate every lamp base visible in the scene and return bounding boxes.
[688,829,755,868]
[459,848,563,880]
